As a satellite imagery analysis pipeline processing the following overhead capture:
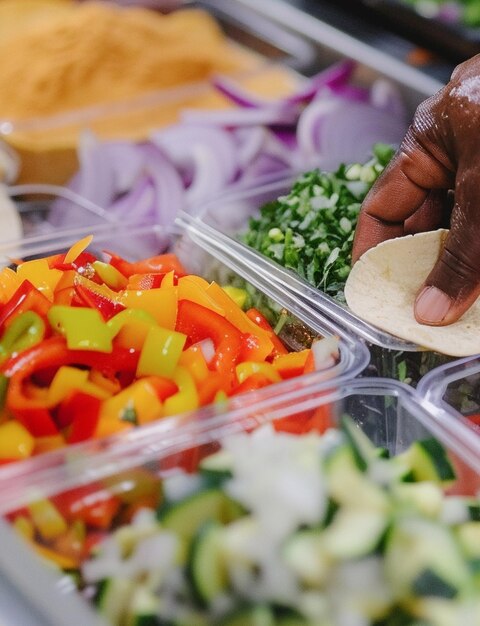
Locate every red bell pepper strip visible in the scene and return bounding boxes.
[58,392,102,442]
[74,283,126,321]
[175,300,243,379]
[230,373,273,396]
[52,485,121,530]
[143,376,178,402]
[0,281,51,333]
[245,308,288,358]
[106,252,186,278]
[196,372,230,406]
[48,251,97,273]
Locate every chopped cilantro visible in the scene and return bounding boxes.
[242,145,394,301]
[121,405,138,425]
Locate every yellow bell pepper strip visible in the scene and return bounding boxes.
[63,235,93,265]
[97,379,164,434]
[32,542,79,571]
[16,259,62,300]
[161,270,176,288]
[28,498,68,541]
[118,286,178,328]
[106,308,157,351]
[178,347,209,384]
[0,311,45,364]
[205,282,274,361]
[52,270,77,306]
[136,326,187,378]
[107,251,186,278]
[47,366,111,406]
[48,306,113,352]
[92,261,128,290]
[88,369,121,396]
[236,361,282,385]
[0,266,20,304]
[273,349,311,379]
[0,373,8,410]
[163,366,199,417]
[13,515,35,541]
[0,421,35,461]
[73,274,126,321]
[177,276,225,315]
[52,520,86,564]
[221,285,248,308]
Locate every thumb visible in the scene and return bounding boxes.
[414,187,480,326]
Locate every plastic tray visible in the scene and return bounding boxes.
[418,355,480,455]
[0,377,478,626]
[183,177,454,382]
[0,218,369,475]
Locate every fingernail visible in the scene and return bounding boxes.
[415,286,453,323]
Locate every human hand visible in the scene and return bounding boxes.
[352,54,480,326]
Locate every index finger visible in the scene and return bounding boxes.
[352,133,454,262]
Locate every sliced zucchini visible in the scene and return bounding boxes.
[95,577,136,626]
[322,508,388,560]
[158,488,244,542]
[399,439,456,486]
[393,482,444,518]
[326,445,390,513]
[216,605,275,626]
[188,521,228,605]
[125,585,159,626]
[385,518,472,601]
[412,568,458,599]
[467,502,480,522]
[199,450,233,484]
[340,414,378,471]
[283,530,330,587]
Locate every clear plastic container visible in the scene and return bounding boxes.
[418,355,480,456]
[0,218,369,471]
[187,178,455,382]
[0,378,478,626]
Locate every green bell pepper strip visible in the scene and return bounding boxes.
[136,325,187,378]
[0,311,46,363]
[106,309,157,337]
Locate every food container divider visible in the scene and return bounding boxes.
[0,377,478,626]
[0,217,369,480]
[185,177,455,383]
[418,355,480,457]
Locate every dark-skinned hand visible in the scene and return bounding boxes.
[352,55,480,326]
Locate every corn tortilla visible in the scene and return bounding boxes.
[345,229,480,357]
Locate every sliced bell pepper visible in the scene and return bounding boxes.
[161,270,176,288]
[88,369,121,396]
[51,520,86,563]
[118,287,177,328]
[0,311,45,364]
[97,378,163,434]
[51,484,121,530]
[33,434,66,455]
[64,235,94,265]
[0,267,20,304]
[236,361,281,385]
[64,392,102,443]
[136,326,187,378]
[49,251,97,273]
[221,285,248,308]
[28,498,68,541]
[273,349,310,379]
[0,281,51,333]
[49,366,110,418]
[177,276,225,315]
[246,308,288,358]
[102,468,162,505]
[126,273,165,290]
[13,515,35,541]
[107,251,186,278]
[74,275,125,321]
[0,421,35,460]
[92,261,128,290]
[230,373,273,396]
[48,306,113,352]
[163,366,199,417]
[196,371,230,406]
[53,270,77,306]
[106,308,157,351]
[178,347,209,384]
[175,300,242,379]
[32,542,79,570]
[16,259,62,300]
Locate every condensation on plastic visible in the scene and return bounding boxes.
[0,378,478,626]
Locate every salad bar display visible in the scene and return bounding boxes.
[0,1,478,625]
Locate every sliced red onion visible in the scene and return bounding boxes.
[191,338,215,364]
[370,79,406,120]
[233,127,269,170]
[312,336,340,371]
[181,105,300,128]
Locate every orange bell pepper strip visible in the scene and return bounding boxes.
[126,273,165,290]
[245,308,288,358]
[230,373,273,396]
[177,276,225,316]
[205,283,273,361]
[273,350,311,379]
[118,287,178,328]
[107,251,186,278]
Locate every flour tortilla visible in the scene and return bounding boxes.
[345,229,480,357]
